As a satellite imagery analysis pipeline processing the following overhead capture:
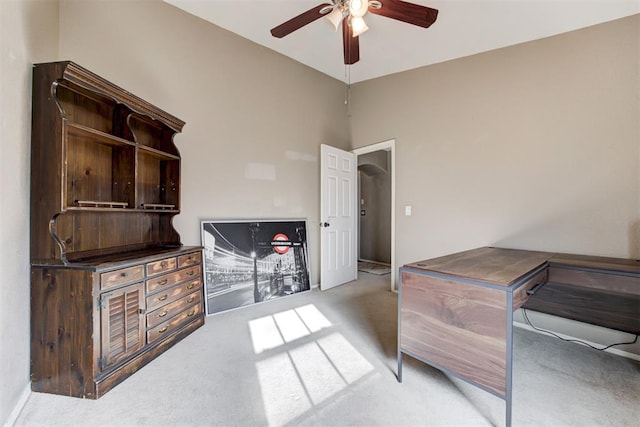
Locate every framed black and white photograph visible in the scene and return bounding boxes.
[201,219,311,315]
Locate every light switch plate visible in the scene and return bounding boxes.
[405,205,412,216]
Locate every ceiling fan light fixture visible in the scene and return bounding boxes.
[326,7,344,31]
[350,16,369,37]
[349,0,369,18]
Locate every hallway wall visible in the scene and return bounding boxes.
[358,151,391,263]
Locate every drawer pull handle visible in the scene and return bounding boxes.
[187,283,195,290]
[158,326,168,334]
[187,310,195,317]
[158,310,168,318]
[121,272,129,278]
[186,271,195,276]
[187,296,195,303]
[158,294,168,301]
[157,279,168,286]
[526,281,546,296]
[160,261,168,268]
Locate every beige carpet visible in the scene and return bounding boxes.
[14,274,640,427]
[357,261,391,275]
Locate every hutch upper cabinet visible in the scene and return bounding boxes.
[30,61,204,398]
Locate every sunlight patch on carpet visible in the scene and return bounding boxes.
[251,305,375,426]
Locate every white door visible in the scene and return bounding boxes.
[320,144,357,290]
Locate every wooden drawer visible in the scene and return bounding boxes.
[146,278,201,312]
[146,291,201,328]
[549,266,639,295]
[146,257,176,277]
[146,265,201,294]
[513,269,548,311]
[147,302,203,344]
[100,265,144,290]
[178,251,201,268]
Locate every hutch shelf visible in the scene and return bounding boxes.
[30,61,204,398]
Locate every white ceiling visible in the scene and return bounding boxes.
[165,0,640,83]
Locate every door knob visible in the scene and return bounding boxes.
[320,222,330,227]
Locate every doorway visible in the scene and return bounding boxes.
[353,140,396,291]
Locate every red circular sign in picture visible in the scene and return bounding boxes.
[272,233,290,254]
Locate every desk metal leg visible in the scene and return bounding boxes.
[505,294,514,427]
[504,366,513,427]
[397,352,403,382]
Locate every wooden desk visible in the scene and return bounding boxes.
[398,247,640,427]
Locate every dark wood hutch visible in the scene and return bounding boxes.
[30,61,204,398]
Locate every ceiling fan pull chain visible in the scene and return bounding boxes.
[344,64,351,105]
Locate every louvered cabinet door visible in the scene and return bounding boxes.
[99,282,145,370]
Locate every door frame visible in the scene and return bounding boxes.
[352,139,396,292]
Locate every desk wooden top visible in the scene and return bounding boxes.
[405,247,640,286]
[405,247,552,286]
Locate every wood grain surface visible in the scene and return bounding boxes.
[406,247,552,286]
[551,253,640,274]
[512,269,548,311]
[549,266,639,295]
[401,271,508,396]
[523,282,640,334]
[31,268,98,398]
[31,62,183,264]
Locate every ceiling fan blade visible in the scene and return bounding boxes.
[342,18,360,65]
[271,3,333,38]
[369,0,438,28]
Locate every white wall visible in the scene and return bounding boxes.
[352,15,639,262]
[57,0,351,286]
[350,15,640,354]
[0,1,59,424]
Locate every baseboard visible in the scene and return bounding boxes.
[513,321,640,362]
[3,383,31,427]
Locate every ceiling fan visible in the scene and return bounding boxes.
[270,0,439,65]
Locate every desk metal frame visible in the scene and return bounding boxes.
[397,265,545,426]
